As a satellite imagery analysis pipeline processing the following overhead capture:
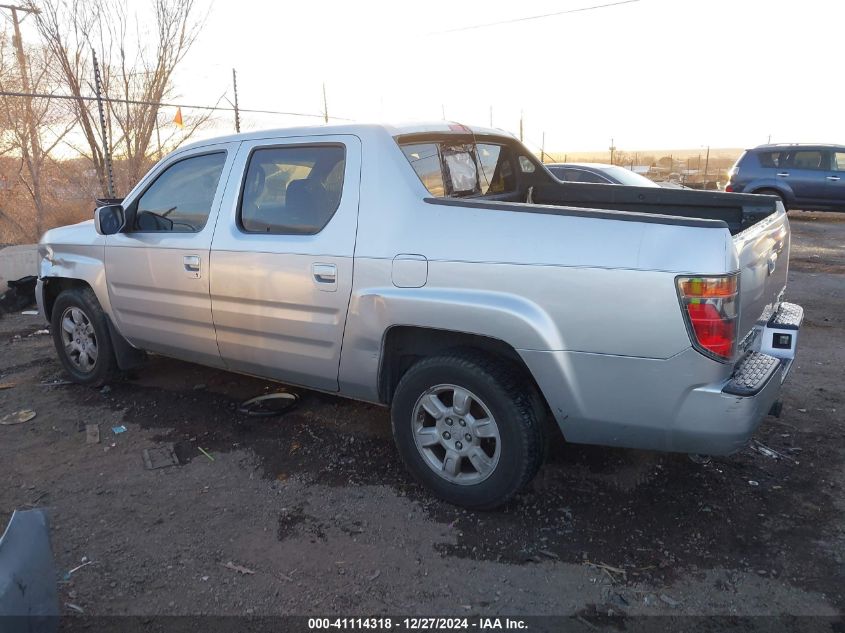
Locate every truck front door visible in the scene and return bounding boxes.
[105,143,239,367]
[209,134,361,391]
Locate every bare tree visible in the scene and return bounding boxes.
[0,30,74,240]
[30,0,213,196]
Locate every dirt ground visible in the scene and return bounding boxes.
[1,211,843,625]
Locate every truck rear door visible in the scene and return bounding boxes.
[209,134,361,391]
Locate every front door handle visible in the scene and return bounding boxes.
[776,172,790,177]
[827,176,841,181]
[312,263,337,291]
[183,255,201,278]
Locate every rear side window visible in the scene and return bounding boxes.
[401,144,445,197]
[134,152,226,232]
[401,141,516,198]
[834,152,845,171]
[476,144,515,194]
[756,151,784,168]
[790,150,828,170]
[239,145,345,235]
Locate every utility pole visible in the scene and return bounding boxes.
[91,49,115,198]
[489,105,493,127]
[519,110,523,142]
[704,145,710,181]
[322,82,328,124]
[232,68,241,133]
[609,137,616,165]
[541,132,546,163]
[3,3,45,232]
[441,104,446,120]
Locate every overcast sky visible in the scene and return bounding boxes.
[21,0,845,153]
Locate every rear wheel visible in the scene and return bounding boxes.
[391,351,546,509]
[51,287,117,387]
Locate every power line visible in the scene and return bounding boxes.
[434,0,641,34]
[0,89,354,121]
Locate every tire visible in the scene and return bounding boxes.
[50,287,118,387]
[754,188,788,211]
[391,351,546,509]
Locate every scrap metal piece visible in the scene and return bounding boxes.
[0,509,59,633]
[142,445,179,470]
[237,392,299,417]
[85,424,100,445]
[0,410,36,426]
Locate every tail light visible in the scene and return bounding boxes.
[724,184,734,192]
[676,274,738,361]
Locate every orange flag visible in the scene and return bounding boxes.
[173,107,184,128]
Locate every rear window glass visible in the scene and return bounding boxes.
[476,144,515,194]
[401,140,516,198]
[401,144,445,197]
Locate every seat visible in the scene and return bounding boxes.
[285,179,331,231]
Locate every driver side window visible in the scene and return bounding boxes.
[134,152,226,232]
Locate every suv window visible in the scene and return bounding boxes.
[834,152,845,171]
[134,152,226,232]
[401,141,516,198]
[757,151,785,168]
[240,145,346,235]
[790,150,829,170]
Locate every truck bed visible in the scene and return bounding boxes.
[529,181,779,235]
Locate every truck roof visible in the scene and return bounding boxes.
[179,121,515,152]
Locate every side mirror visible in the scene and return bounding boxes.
[94,204,125,235]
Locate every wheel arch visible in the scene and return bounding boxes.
[748,180,792,202]
[43,277,144,371]
[377,326,547,411]
[38,246,113,322]
[41,277,94,322]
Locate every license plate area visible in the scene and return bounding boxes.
[759,302,803,361]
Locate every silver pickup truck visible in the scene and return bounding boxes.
[37,122,803,508]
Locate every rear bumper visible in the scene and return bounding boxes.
[672,352,786,455]
[520,302,803,456]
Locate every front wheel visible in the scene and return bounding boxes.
[50,287,117,387]
[391,352,546,509]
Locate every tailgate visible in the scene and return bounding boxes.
[733,205,790,340]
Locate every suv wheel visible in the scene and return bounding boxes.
[51,287,117,386]
[391,351,546,509]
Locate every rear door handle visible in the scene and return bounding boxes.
[183,255,201,278]
[827,176,841,181]
[312,263,337,291]
[776,172,790,177]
